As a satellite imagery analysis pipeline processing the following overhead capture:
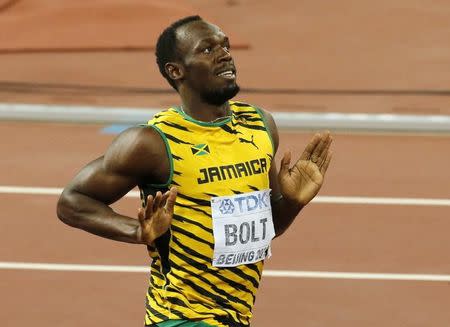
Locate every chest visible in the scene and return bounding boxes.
[167,126,272,194]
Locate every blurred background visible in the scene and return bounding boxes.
[1,0,450,114]
[1,1,450,326]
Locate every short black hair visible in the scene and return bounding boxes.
[155,15,203,90]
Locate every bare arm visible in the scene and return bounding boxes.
[56,126,176,244]
[262,110,333,237]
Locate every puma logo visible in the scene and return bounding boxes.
[239,135,258,149]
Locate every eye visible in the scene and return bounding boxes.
[203,47,212,54]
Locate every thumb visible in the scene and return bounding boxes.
[278,151,292,178]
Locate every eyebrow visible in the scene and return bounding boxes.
[196,35,230,49]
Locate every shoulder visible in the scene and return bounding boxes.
[259,108,279,150]
[231,100,273,120]
[147,107,179,124]
[251,105,279,151]
[256,107,275,122]
[104,125,167,178]
[232,100,279,151]
[108,125,163,155]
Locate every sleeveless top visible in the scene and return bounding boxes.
[140,101,275,327]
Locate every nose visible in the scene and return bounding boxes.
[217,46,232,62]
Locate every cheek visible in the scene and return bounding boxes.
[186,60,212,78]
[188,65,215,88]
[195,65,212,78]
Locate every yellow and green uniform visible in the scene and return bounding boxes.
[140,101,274,327]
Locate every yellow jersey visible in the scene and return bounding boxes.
[140,101,274,326]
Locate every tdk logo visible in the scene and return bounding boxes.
[218,191,270,215]
[219,199,235,214]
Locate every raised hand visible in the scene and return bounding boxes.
[137,186,178,245]
[278,132,333,205]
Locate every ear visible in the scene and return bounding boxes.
[165,62,184,82]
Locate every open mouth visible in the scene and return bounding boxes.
[216,70,236,79]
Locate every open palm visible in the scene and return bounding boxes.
[137,186,177,245]
[279,132,333,205]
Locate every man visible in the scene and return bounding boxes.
[57,15,332,327]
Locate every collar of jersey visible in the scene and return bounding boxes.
[174,105,233,127]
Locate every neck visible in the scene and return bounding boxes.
[178,90,231,123]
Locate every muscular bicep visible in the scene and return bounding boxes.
[64,126,169,205]
[66,156,138,205]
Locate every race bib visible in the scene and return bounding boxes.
[211,189,275,267]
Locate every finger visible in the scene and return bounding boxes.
[138,207,146,224]
[319,133,332,157]
[278,151,292,177]
[310,131,330,163]
[160,190,171,205]
[317,136,333,167]
[144,194,154,218]
[159,188,175,210]
[164,186,178,215]
[153,191,163,210]
[300,133,321,160]
[320,151,333,176]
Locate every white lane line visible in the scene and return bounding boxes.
[0,186,140,197]
[1,262,449,282]
[0,262,147,273]
[1,185,450,206]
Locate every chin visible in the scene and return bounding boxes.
[202,83,240,106]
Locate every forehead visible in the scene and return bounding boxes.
[176,20,226,51]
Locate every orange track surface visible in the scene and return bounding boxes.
[1,122,449,326]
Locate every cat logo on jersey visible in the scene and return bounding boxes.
[239,135,258,149]
[191,144,210,156]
